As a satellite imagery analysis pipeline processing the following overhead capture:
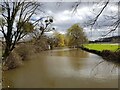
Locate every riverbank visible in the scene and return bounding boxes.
[2,43,120,71]
[80,44,120,64]
[2,42,51,71]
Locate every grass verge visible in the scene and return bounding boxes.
[83,43,119,51]
[81,43,120,63]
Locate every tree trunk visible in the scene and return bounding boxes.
[2,40,12,66]
[2,49,9,64]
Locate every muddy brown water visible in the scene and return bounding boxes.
[2,48,118,88]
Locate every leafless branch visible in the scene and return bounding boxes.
[103,19,120,36]
[72,2,81,14]
[90,0,109,30]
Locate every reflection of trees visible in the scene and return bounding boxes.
[51,50,65,56]
[69,58,82,71]
[68,49,88,71]
[49,49,89,71]
[69,49,88,58]
[90,60,118,77]
[2,54,55,88]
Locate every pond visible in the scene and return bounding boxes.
[2,48,118,88]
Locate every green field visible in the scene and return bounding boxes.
[83,44,119,51]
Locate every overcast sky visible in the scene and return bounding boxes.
[31,2,118,40]
[0,1,119,41]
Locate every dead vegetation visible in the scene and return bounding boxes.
[3,51,23,70]
[101,50,120,63]
[15,44,35,61]
[2,39,49,70]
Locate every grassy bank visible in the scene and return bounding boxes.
[83,44,119,51]
[81,43,120,63]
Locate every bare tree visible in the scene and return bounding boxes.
[0,1,42,64]
[71,0,120,37]
[31,16,54,40]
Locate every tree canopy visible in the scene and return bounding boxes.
[53,32,65,47]
[67,24,88,47]
[0,1,41,64]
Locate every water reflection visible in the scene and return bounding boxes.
[3,48,118,88]
[68,49,88,71]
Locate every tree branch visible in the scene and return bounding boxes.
[90,0,109,30]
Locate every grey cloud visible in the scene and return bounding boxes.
[39,2,96,14]
[19,2,120,40]
[1,2,118,40]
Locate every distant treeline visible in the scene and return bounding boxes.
[89,36,120,43]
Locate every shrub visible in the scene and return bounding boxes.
[101,50,120,63]
[115,50,120,63]
[15,43,35,61]
[34,37,49,53]
[3,51,23,70]
[101,50,111,57]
